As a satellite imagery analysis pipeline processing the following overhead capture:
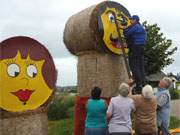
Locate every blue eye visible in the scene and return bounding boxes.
[109,13,115,22]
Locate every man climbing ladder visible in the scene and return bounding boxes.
[123,15,147,94]
[113,12,147,94]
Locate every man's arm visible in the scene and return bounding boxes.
[123,24,137,38]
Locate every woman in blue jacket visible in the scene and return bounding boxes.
[85,87,107,135]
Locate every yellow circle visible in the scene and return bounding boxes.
[0,51,53,112]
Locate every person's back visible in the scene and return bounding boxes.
[86,99,107,128]
[85,87,107,135]
[108,95,134,133]
[124,23,146,45]
[131,95,157,134]
[107,83,135,135]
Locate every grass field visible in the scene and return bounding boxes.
[48,118,73,135]
[170,116,180,129]
[48,116,180,135]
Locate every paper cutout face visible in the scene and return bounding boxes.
[0,36,56,112]
[98,2,131,55]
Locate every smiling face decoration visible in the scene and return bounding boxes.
[97,2,131,55]
[0,36,57,112]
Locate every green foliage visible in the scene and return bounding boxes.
[142,21,177,75]
[48,116,180,135]
[170,116,180,129]
[47,93,75,120]
[69,89,77,93]
[176,82,180,90]
[48,118,73,135]
[170,89,180,100]
[48,94,75,134]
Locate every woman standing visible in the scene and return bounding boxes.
[107,83,135,135]
[85,87,107,135]
[129,85,157,135]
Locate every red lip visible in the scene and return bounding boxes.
[111,41,122,48]
[11,89,34,102]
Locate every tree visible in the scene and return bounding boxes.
[142,21,177,75]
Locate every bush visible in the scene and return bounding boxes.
[170,89,180,100]
[48,93,75,120]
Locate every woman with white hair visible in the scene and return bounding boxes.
[107,83,135,135]
[129,84,157,135]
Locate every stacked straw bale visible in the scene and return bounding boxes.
[64,1,130,55]
[77,51,129,97]
[64,1,130,97]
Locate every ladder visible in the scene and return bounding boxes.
[111,11,132,79]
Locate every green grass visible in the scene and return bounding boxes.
[48,116,180,135]
[48,93,74,135]
[48,118,74,135]
[170,116,180,129]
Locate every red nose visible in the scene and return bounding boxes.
[11,89,34,102]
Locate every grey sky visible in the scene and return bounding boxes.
[0,0,179,86]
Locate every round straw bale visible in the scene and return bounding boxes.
[64,1,130,55]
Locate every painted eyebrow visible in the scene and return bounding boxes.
[3,59,16,65]
[117,13,122,17]
[105,10,122,17]
[105,10,114,14]
[25,60,36,66]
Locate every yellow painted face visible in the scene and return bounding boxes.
[100,7,131,55]
[0,51,52,112]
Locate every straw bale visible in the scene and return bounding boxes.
[0,110,48,135]
[64,1,130,55]
[77,51,129,97]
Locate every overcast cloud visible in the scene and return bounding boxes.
[0,0,179,86]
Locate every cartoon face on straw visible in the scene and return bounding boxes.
[98,3,131,55]
[0,36,56,112]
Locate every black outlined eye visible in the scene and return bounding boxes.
[27,65,37,78]
[120,16,127,26]
[109,13,115,23]
[7,63,20,77]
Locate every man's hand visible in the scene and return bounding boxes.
[123,43,128,48]
[122,26,128,29]
[128,78,135,87]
